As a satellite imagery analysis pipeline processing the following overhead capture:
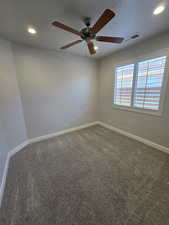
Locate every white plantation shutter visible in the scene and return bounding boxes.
[114,64,134,106]
[113,56,167,112]
[133,56,166,110]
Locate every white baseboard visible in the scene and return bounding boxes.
[0,154,10,207]
[8,141,29,158]
[0,140,28,207]
[98,121,169,155]
[29,121,99,144]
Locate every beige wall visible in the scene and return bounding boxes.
[0,39,27,187]
[99,31,169,148]
[0,39,98,197]
[13,45,99,139]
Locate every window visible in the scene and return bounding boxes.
[113,56,167,112]
[114,64,134,106]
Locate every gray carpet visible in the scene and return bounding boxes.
[1,125,169,225]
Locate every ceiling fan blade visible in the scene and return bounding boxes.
[96,36,124,43]
[61,40,83,49]
[87,41,96,55]
[52,21,81,36]
[91,9,115,34]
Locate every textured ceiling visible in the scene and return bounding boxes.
[0,0,169,58]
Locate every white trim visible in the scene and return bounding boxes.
[0,154,10,207]
[98,121,169,155]
[29,122,99,144]
[112,104,162,117]
[0,141,29,207]
[8,141,29,158]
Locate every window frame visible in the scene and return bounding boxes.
[112,52,169,117]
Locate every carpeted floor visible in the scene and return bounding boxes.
[1,125,169,225]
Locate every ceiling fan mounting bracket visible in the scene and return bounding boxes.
[83,17,91,27]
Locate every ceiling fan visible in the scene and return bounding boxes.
[52,9,124,55]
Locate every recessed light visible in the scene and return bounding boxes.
[94,46,98,50]
[153,4,165,15]
[27,27,37,34]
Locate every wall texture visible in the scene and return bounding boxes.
[99,31,169,148]
[13,45,98,139]
[0,39,27,187]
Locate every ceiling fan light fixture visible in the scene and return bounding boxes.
[153,4,165,15]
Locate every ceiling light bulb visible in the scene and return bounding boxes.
[94,46,98,50]
[153,4,165,15]
[28,27,37,34]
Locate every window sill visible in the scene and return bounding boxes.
[112,104,162,117]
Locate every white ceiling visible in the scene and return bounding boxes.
[0,0,169,58]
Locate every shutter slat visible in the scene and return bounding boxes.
[114,64,134,106]
[133,56,166,110]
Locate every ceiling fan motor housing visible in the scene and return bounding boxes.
[80,27,96,41]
